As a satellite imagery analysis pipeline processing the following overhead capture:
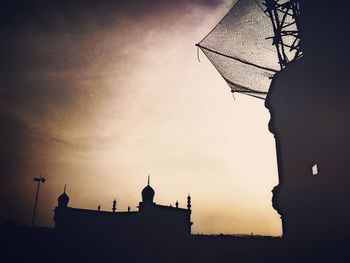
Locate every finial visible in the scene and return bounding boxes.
[64,184,66,193]
[148,174,150,185]
[112,199,117,213]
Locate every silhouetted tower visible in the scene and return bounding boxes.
[112,199,117,213]
[128,205,130,212]
[58,184,69,208]
[98,204,101,211]
[175,200,179,208]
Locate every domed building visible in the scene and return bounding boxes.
[53,177,192,241]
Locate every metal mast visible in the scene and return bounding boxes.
[31,175,46,227]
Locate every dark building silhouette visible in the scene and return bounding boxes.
[266,0,350,250]
[54,179,192,242]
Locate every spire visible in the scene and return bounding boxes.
[148,174,150,185]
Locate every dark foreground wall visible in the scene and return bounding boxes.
[1,225,349,263]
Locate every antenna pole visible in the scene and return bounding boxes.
[31,175,46,227]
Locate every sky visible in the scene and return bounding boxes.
[0,0,281,236]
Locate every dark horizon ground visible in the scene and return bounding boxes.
[0,223,347,263]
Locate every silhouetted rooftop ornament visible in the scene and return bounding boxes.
[187,194,191,211]
[112,199,117,212]
[58,184,69,207]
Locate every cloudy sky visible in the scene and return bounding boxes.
[0,0,281,235]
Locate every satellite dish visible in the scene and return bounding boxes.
[196,0,302,99]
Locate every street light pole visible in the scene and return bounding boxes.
[31,175,46,227]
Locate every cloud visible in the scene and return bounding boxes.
[0,0,241,229]
[0,0,226,181]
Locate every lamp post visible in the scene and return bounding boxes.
[31,175,46,227]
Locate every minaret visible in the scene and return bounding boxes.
[112,199,117,213]
[186,194,193,235]
[187,194,191,211]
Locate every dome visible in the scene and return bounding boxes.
[58,185,69,207]
[141,184,155,202]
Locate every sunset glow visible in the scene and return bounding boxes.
[0,0,281,236]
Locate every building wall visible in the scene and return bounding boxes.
[54,204,191,242]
